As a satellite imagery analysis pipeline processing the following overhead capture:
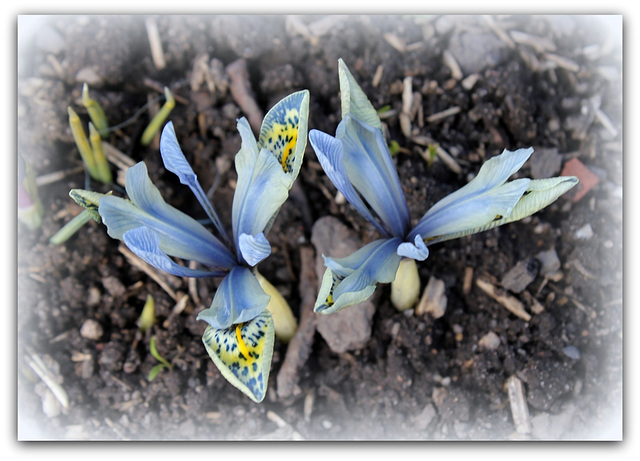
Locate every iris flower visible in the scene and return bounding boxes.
[309,59,578,315]
[71,90,309,402]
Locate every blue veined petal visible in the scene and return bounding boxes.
[201,310,275,403]
[258,89,310,181]
[397,235,429,261]
[123,227,226,278]
[309,129,389,237]
[315,238,403,314]
[410,178,531,242]
[196,266,271,330]
[99,162,237,270]
[232,146,290,262]
[419,176,579,245]
[337,115,411,237]
[408,148,535,242]
[238,232,271,267]
[159,122,231,245]
[236,117,259,162]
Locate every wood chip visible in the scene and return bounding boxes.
[482,15,515,49]
[442,50,463,80]
[463,266,474,295]
[507,375,532,435]
[276,246,318,399]
[510,30,557,53]
[372,64,384,88]
[145,17,166,71]
[35,165,84,187]
[226,58,264,134]
[383,33,407,53]
[415,276,447,318]
[426,106,461,123]
[476,278,531,321]
[544,53,580,72]
[461,73,480,90]
[26,351,69,409]
[401,76,413,115]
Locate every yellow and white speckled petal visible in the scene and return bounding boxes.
[258,90,309,184]
[202,309,275,403]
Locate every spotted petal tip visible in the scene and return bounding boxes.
[202,310,275,403]
[258,89,310,180]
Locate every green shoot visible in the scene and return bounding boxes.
[68,106,97,176]
[82,83,109,137]
[49,209,92,245]
[148,336,172,381]
[389,140,401,156]
[137,294,156,332]
[89,123,113,183]
[18,154,43,230]
[140,87,175,146]
[426,143,438,168]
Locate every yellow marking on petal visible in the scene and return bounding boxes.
[235,323,251,361]
[260,109,301,173]
[258,90,309,176]
[202,310,275,403]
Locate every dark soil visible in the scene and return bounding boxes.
[17,15,622,440]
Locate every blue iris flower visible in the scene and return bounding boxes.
[72,90,309,402]
[309,60,578,315]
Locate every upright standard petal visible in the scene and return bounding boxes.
[408,148,534,242]
[309,129,389,237]
[232,145,290,264]
[238,232,272,267]
[123,227,226,278]
[315,238,403,314]
[159,122,230,244]
[258,89,310,181]
[196,266,271,330]
[338,58,383,131]
[337,115,411,237]
[202,309,275,403]
[99,162,236,270]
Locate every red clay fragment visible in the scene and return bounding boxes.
[560,157,599,202]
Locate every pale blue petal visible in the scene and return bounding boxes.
[99,162,236,270]
[122,227,225,278]
[159,122,230,244]
[420,176,579,245]
[416,148,533,226]
[315,238,403,314]
[309,129,389,236]
[397,235,430,261]
[409,178,531,241]
[238,232,271,267]
[232,147,289,261]
[236,117,259,161]
[196,266,271,329]
[338,59,383,131]
[337,115,411,237]
[409,148,535,242]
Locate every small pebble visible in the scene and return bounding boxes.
[322,419,333,429]
[80,319,104,340]
[562,345,581,360]
[575,223,594,240]
[478,331,501,350]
